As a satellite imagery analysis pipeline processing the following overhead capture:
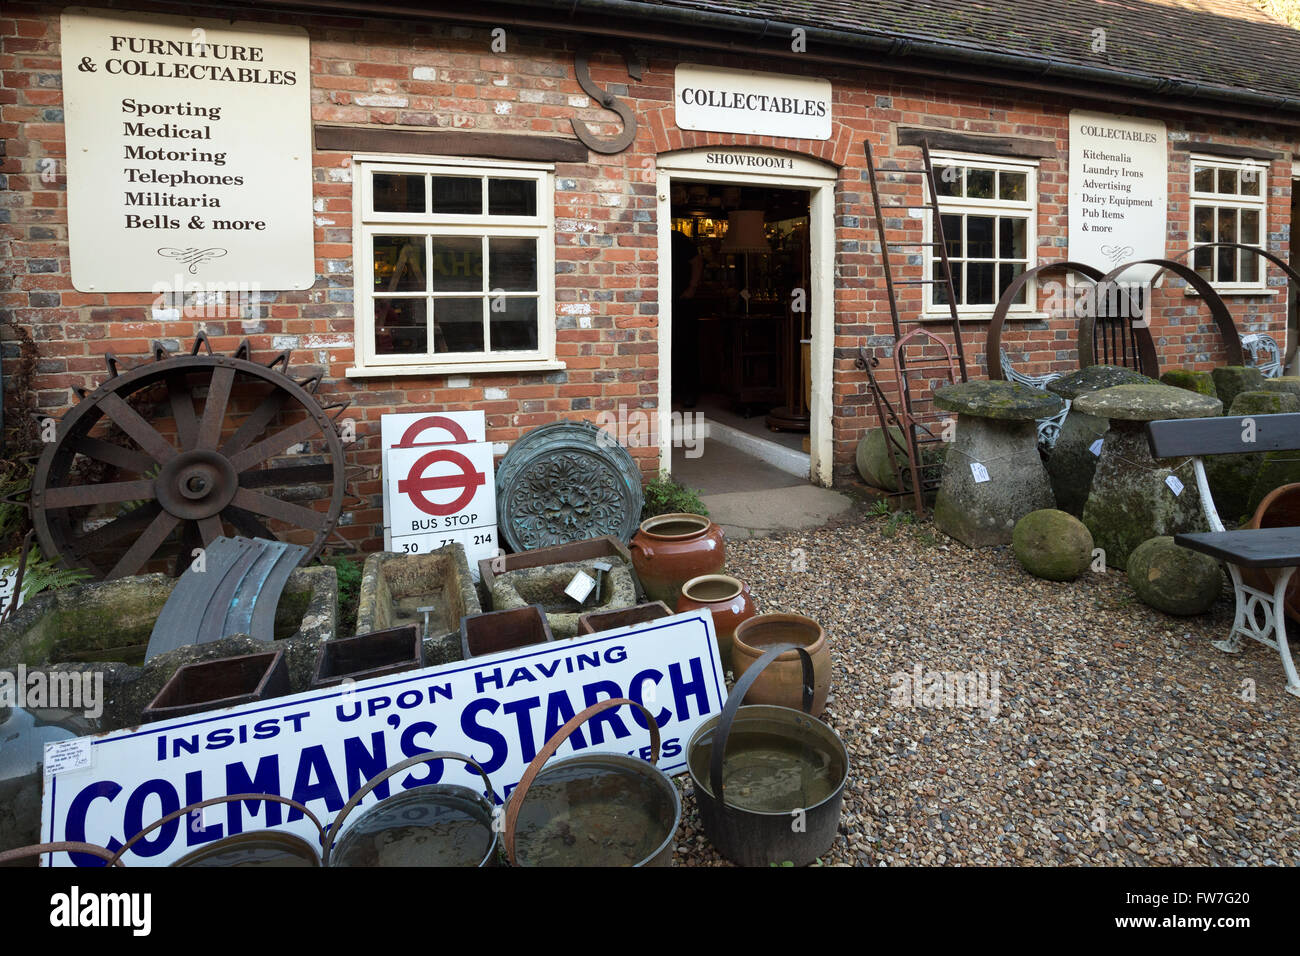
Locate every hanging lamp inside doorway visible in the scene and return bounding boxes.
[719,209,771,253]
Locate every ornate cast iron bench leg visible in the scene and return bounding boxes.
[1218,563,1300,697]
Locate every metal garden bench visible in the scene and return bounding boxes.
[1145,413,1300,698]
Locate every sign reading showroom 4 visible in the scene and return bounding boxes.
[60,8,313,292]
[674,64,832,141]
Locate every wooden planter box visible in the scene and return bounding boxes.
[460,605,553,659]
[577,601,673,635]
[144,650,289,722]
[312,624,424,688]
[478,535,641,602]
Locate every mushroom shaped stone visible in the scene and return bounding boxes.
[933,380,1064,421]
[1072,383,1222,421]
[1047,364,1157,400]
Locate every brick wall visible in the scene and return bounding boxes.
[2,0,1296,549]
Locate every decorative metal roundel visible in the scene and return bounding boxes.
[495,420,645,552]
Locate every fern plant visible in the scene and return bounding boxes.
[1,549,92,604]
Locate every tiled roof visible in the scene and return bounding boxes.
[610,0,1300,101]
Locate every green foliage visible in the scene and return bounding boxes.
[0,458,33,554]
[882,509,916,538]
[867,498,892,518]
[323,554,363,635]
[1,548,92,604]
[641,472,708,519]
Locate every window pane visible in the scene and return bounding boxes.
[1240,167,1261,196]
[998,171,1027,201]
[935,166,962,197]
[433,297,484,353]
[373,174,425,213]
[933,265,961,306]
[1217,207,1237,244]
[1193,206,1213,243]
[1239,251,1259,283]
[1216,245,1236,283]
[489,237,537,291]
[430,237,483,291]
[998,263,1026,303]
[967,262,995,304]
[1193,166,1214,193]
[431,176,482,214]
[490,298,539,351]
[489,178,537,216]
[966,216,995,258]
[940,214,963,258]
[1217,168,1236,194]
[373,236,426,292]
[966,167,995,199]
[998,217,1027,259]
[374,298,427,355]
[1193,246,1212,279]
[1240,208,1260,245]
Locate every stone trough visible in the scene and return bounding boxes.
[354,545,481,665]
[487,559,638,638]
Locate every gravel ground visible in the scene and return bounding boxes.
[671,506,1300,867]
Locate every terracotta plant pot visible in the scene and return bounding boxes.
[630,512,725,606]
[577,601,673,635]
[675,574,756,671]
[460,604,554,659]
[731,614,831,718]
[1243,482,1300,624]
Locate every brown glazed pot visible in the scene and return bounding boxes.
[676,574,756,671]
[731,613,831,718]
[1243,482,1300,624]
[630,512,725,606]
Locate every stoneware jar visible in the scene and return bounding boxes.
[676,574,756,671]
[630,512,725,606]
[731,613,831,717]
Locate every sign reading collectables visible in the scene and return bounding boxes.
[60,8,313,292]
[1068,110,1168,278]
[674,64,832,141]
[386,440,498,570]
[40,610,727,866]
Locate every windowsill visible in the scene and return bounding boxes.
[346,359,567,378]
[1184,287,1280,298]
[920,311,1051,322]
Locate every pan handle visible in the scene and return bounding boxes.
[503,696,660,866]
[323,750,497,866]
[709,642,814,811]
[0,840,125,867]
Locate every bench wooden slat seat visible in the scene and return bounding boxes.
[1145,412,1300,699]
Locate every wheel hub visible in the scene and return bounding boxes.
[156,449,238,520]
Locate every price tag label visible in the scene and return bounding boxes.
[969,462,991,483]
[564,570,597,604]
[44,739,92,777]
[1165,475,1184,496]
[1089,439,1104,457]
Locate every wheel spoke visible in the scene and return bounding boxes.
[42,480,156,509]
[220,388,288,457]
[228,417,320,472]
[166,374,200,451]
[222,505,276,541]
[231,487,330,532]
[196,365,235,450]
[68,502,161,556]
[97,392,177,464]
[239,462,336,488]
[197,515,225,547]
[107,510,180,579]
[72,436,154,474]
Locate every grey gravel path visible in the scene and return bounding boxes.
[672,509,1299,866]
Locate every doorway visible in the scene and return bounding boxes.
[655,148,837,488]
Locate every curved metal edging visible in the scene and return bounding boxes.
[987,261,1106,381]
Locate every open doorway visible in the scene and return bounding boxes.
[667,180,813,494]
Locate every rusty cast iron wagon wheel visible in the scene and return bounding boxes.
[30,334,347,580]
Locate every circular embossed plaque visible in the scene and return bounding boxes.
[496,420,645,551]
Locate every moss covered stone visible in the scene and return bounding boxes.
[1263,377,1300,400]
[855,426,902,488]
[1073,383,1222,421]
[1160,368,1217,397]
[1212,366,1265,410]
[934,380,1064,420]
[1047,365,1156,400]
[1207,390,1300,523]
[1012,509,1094,581]
[1127,536,1224,616]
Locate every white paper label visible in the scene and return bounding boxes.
[1089,439,1104,457]
[44,739,92,777]
[970,462,991,483]
[1165,475,1184,496]
[564,570,596,604]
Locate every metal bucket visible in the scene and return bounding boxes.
[687,643,849,867]
[324,751,499,867]
[504,698,681,867]
[107,793,327,867]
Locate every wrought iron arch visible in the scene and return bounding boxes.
[987,260,1106,381]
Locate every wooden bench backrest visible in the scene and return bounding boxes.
[1146,413,1300,459]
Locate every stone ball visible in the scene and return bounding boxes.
[1127,536,1223,616]
[1012,509,1094,581]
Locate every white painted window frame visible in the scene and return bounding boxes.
[347,154,560,378]
[923,150,1039,319]
[1188,153,1269,294]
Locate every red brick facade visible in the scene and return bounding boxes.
[2,1,1296,551]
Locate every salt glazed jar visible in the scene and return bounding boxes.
[630,512,725,606]
[676,574,755,671]
[732,613,831,718]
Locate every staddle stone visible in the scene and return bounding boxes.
[934,380,1064,421]
[1160,369,1217,398]
[1206,390,1300,524]
[1046,366,1158,516]
[1212,365,1265,410]
[1072,383,1222,421]
[1263,377,1300,399]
